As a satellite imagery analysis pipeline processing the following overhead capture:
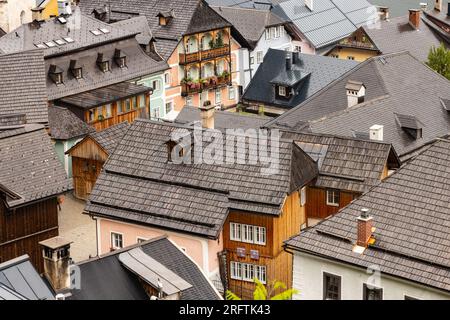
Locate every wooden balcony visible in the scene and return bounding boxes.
[179,46,230,65]
[181,74,231,96]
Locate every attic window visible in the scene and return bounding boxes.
[395,113,424,140]
[70,60,83,79]
[157,10,174,26]
[49,64,63,85]
[279,86,287,96]
[97,53,110,72]
[114,49,127,68]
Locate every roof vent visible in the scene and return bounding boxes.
[395,113,423,139]
[157,10,175,26]
[369,125,383,141]
[378,6,390,21]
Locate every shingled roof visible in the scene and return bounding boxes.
[81,0,231,61]
[175,106,269,130]
[85,119,318,238]
[361,13,449,62]
[89,122,130,154]
[282,131,400,193]
[0,50,48,124]
[266,52,450,161]
[70,236,221,300]
[242,49,358,109]
[48,106,95,140]
[285,138,450,293]
[0,125,72,208]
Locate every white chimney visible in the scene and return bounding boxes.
[370,125,384,141]
[435,0,442,11]
[305,0,313,11]
[199,103,215,129]
[378,6,390,21]
[345,80,366,108]
[420,3,428,11]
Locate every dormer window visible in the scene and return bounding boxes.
[114,49,127,68]
[70,60,83,79]
[97,53,110,72]
[157,10,174,26]
[279,86,286,96]
[49,64,63,85]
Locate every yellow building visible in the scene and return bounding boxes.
[326,27,380,62]
[32,0,60,21]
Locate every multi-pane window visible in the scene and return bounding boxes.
[363,284,383,300]
[88,109,95,123]
[271,27,276,39]
[111,232,123,249]
[279,86,286,96]
[215,89,222,104]
[124,99,132,112]
[256,51,263,64]
[228,86,236,100]
[105,104,112,118]
[265,29,270,40]
[138,95,146,108]
[323,272,341,300]
[152,80,161,91]
[275,26,280,38]
[229,223,266,245]
[230,262,266,284]
[132,96,138,109]
[326,189,340,206]
[164,73,171,86]
[165,102,173,114]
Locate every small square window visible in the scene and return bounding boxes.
[278,86,286,96]
[326,189,340,206]
[256,51,263,64]
[363,284,383,300]
[111,232,123,249]
[323,272,341,300]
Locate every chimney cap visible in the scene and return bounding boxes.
[360,208,370,218]
[39,236,72,250]
[345,80,364,91]
[199,103,216,112]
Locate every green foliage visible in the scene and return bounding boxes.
[216,32,224,48]
[427,43,450,80]
[226,279,298,300]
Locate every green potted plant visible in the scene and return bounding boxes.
[216,32,224,48]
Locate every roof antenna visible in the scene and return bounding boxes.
[15,32,19,38]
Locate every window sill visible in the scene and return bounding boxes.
[326,203,339,207]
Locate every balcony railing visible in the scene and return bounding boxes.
[179,46,230,65]
[181,74,231,96]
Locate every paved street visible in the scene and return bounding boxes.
[58,193,97,263]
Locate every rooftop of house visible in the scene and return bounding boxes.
[0,125,72,208]
[0,255,54,300]
[85,119,318,239]
[207,0,285,10]
[0,8,137,57]
[211,6,286,49]
[174,106,270,131]
[272,0,377,50]
[81,0,232,61]
[0,50,48,124]
[84,121,130,155]
[285,138,450,293]
[266,51,450,161]
[48,106,95,140]
[69,236,221,300]
[360,13,449,62]
[242,49,358,109]
[282,130,400,193]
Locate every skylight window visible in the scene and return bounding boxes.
[57,17,67,24]
[100,28,110,34]
[45,41,57,48]
[63,37,74,43]
[90,30,102,36]
[35,43,47,49]
[55,39,67,45]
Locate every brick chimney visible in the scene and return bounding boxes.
[356,208,374,247]
[199,103,215,129]
[40,237,73,292]
[408,9,421,30]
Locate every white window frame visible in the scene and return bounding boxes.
[111,232,123,249]
[326,189,340,207]
[275,26,280,38]
[279,86,286,96]
[254,226,266,245]
[300,187,306,207]
[152,79,161,91]
[265,29,271,40]
[165,101,173,114]
[271,27,276,39]
[242,263,254,281]
[254,265,267,284]
[230,222,242,241]
[228,86,235,101]
[230,261,242,280]
[215,89,222,104]
[242,225,254,243]
[164,73,171,87]
[256,51,263,64]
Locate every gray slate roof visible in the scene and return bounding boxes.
[81,0,231,61]
[285,138,450,293]
[70,236,221,300]
[0,50,48,124]
[0,125,72,208]
[362,14,448,62]
[48,106,95,140]
[112,16,154,47]
[266,52,450,161]
[85,119,318,238]
[0,8,136,57]
[211,6,286,49]
[282,131,400,193]
[175,106,269,131]
[272,0,377,49]
[0,255,54,300]
[89,121,130,154]
[243,49,358,109]
[207,0,286,10]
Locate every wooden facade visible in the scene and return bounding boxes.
[68,137,109,200]
[223,191,305,299]
[0,197,59,273]
[305,187,358,220]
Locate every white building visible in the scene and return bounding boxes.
[285,138,450,300]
